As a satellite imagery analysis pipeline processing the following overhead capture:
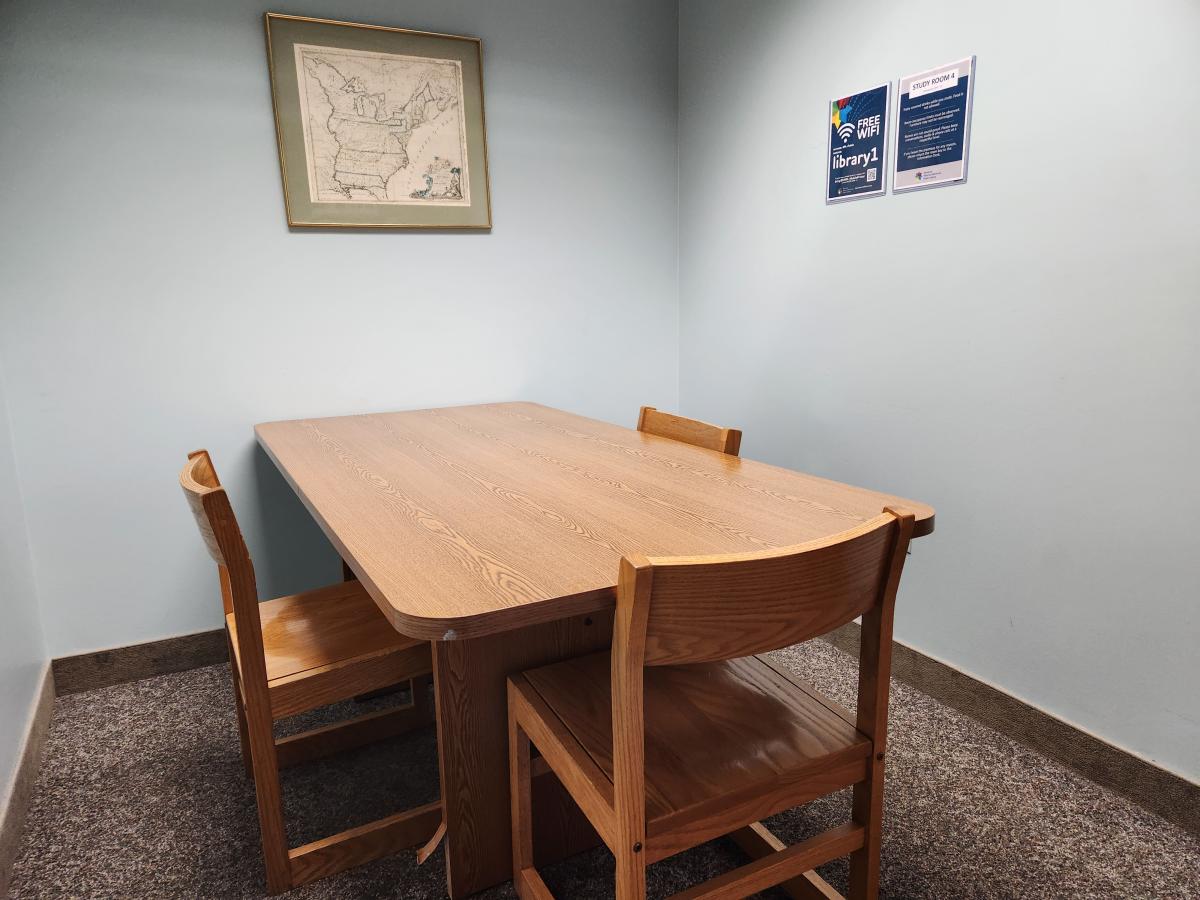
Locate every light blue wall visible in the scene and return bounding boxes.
[3,0,1196,790]
[0,359,47,815]
[678,0,1200,780]
[0,0,680,656]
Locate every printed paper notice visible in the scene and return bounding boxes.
[826,83,890,203]
[893,57,975,192]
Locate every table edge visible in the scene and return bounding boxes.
[255,409,935,642]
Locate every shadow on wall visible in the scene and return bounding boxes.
[249,445,339,600]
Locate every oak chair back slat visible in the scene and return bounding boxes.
[637,514,900,666]
[637,406,742,456]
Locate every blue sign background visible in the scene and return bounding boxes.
[827,83,889,202]
[896,75,970,172]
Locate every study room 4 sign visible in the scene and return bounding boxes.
[894,57,976,192]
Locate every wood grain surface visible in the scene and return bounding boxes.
[637,512,902,666]
[434,612,613,898]
[256,403,934,641]
[228,581,423,684]
[523,652,870,828]
[671,823,863,900]
[504,504,915,899]
[729,821,845,899]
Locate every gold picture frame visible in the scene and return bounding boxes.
[264,12,492,229]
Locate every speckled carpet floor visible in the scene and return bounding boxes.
[9,640,1199,899]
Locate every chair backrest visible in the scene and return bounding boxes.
[180,451,233,566]
[637,406,742,456]
[608,506,916,841]
[179,450,271,692]
[627,510,910,667]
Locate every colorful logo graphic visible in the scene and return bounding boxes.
[831,98,855,143]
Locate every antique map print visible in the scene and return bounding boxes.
[293,43,470,205]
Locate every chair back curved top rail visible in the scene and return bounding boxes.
[179,449,265,668]
[630,511,906,666]
[637,406,742,456]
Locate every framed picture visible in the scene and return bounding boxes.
[264,13,492,229]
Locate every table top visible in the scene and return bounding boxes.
[256,402,934,641]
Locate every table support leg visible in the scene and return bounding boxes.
[432,611,613,898]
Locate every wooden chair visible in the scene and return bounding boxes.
[180,449,440,894]
[508,506,916,900]
[637,406,742,456]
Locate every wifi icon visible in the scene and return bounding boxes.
[837,122,855,142]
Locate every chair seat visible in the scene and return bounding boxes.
[521,651,870,849]
[227,580,431,718]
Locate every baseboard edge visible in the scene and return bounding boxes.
[822,622,1198,838]
[0,663,55,897]
[52,628,227,696]
[47,622,1197,838]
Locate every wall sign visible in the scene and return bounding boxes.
[826,83,890,204]
[893,56,976,192]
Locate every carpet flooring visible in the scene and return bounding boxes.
[9,640,1199,899]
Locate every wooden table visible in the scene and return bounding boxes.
[256,402,934,897]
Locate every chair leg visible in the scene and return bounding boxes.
[615,844,647,900]
[847,756,885,900]
[243,700,293,894]
[508,708,537,894]
[233,690,253,779]
[226,635,252,778]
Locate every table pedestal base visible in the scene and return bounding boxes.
[432,610,613,898]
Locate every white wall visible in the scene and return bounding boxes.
[0,0,680,656]
[678,0,1200,780]
[0,358,47,817]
